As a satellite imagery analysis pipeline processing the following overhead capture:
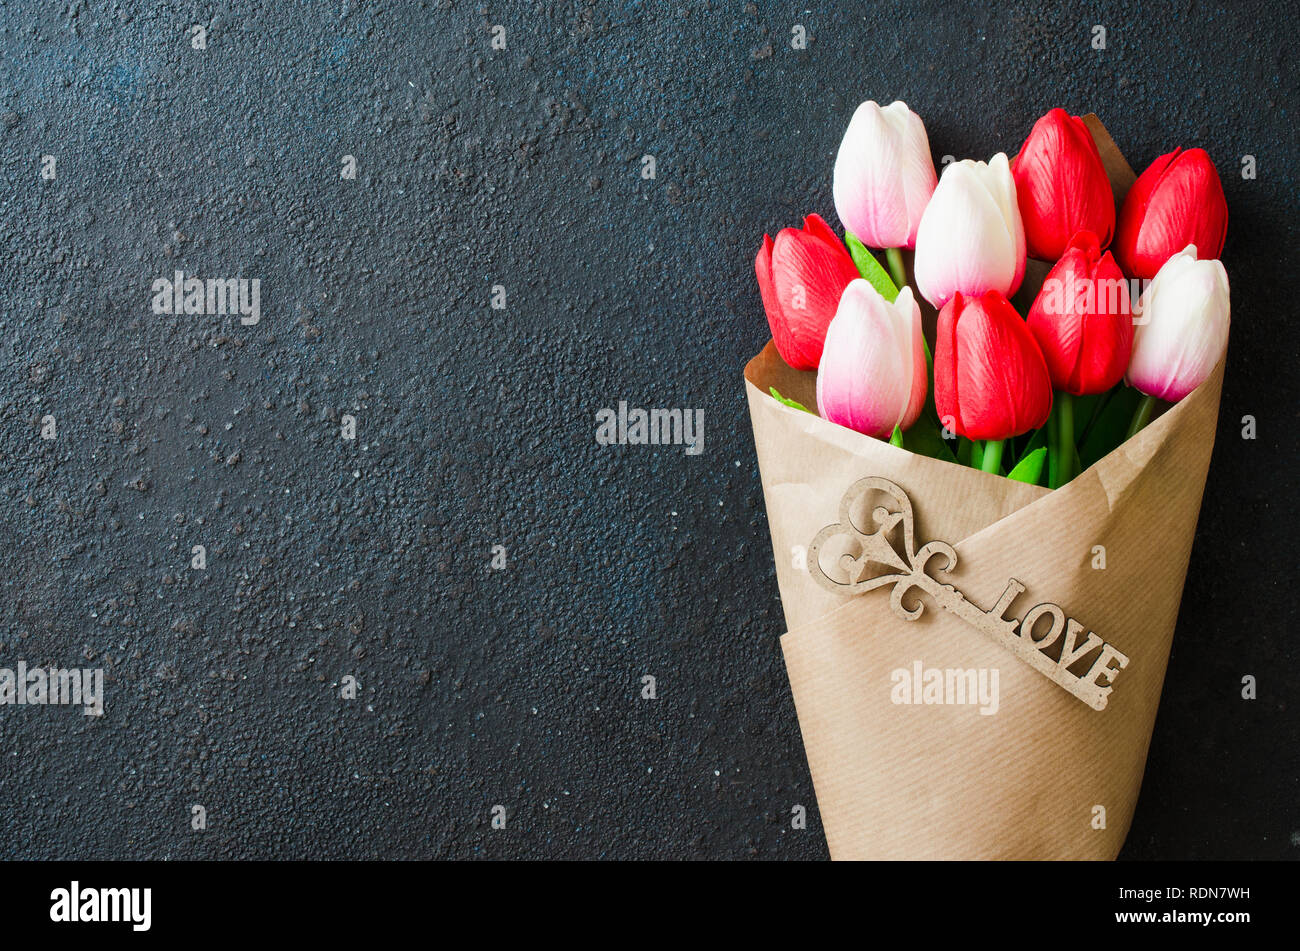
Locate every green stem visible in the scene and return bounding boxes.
[981,439,1004,474]
[1056,392,1075,486]
[885,247,907,291]
[1126,393,1158,440]
[1046,402,1062,489]
[1077,385,1114,445]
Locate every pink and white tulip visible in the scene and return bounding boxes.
[914,153,1026,309]
[832,100,937,250]
[1127,244,1230,403]
[816,280,928,439]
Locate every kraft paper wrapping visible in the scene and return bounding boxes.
[744,117,1226,860]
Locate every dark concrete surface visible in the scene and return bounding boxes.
[0,0,1294,859]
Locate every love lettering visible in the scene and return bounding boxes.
[808,476,1129,711]
[960,577,1128,711]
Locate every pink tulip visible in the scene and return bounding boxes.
[833,100,938,250]
[816,280,928,439]
[1127,245,1230,402]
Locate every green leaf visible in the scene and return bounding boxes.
[902,410,959,464]
[1046,403,1062,489]
[1007,446,1047,485]
[844,232,900,302]
[889,424,904,447]
[969,438,985,471]
[1079,385,1143,469]
[1013,427,1047,469]
[769,386,814,414]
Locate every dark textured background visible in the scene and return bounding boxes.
[0,0,1295,860]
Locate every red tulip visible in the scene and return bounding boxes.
[1027,230,1133,395]
[1113,147,1227,280]
[934,290,1053,441]
[755,214,861,370]
[1012,108,1116,261]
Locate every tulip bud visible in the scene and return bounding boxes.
[1114,147,1228,280]
[914,153,1027,309]
[816,281,928,439]
[934,290,1053,441]
[1012,108,1116,261]
[755,213,861,370]
[1027,230,1133,395]
[832,100,938,250]
[1127,245,1230,402]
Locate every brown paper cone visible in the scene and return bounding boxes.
[744,116,1226,860]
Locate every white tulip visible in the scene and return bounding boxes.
[914,153,1026,309]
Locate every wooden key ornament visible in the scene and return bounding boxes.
[807,477,1129,711]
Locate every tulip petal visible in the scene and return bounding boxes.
[886,102,939,248]
[1114,149,1179,277]
[834,101,911,249]
[833,100,936,250]
[937,291,1052,440]
[1117,148,1228,279]
[802,211,842,250]
[767,218,860,369]
[985,153,1027,294]
[1012,109,1116,259]
[955,298,1018,435]
[816,279,920,438]
[1136,149,1228,275]
[1127,247,1230,401]
[915,161,1019,307]
[933,293,963,435]
[900,288,929,429]
[1071,255,1132,393]
[1026,232,1132,395]
[754,233,794,361]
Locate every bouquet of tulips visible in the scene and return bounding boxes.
[745,104,1231,860]
[755,103,1229,487]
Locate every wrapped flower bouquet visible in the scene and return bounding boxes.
[746,104,1230,859]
